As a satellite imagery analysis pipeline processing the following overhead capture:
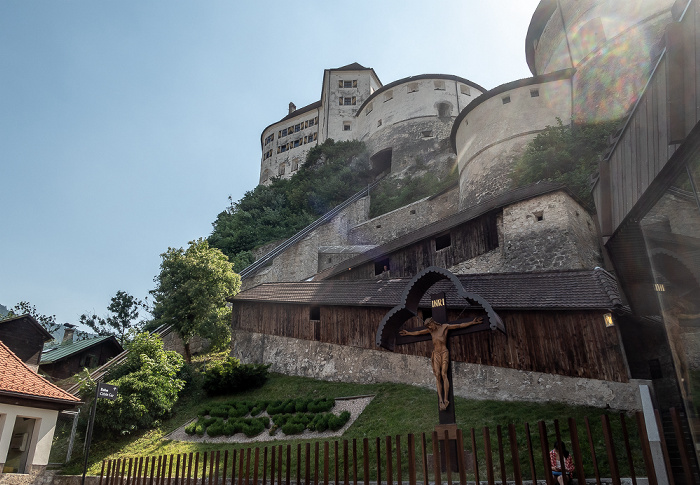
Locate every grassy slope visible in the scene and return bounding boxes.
[67,373,642,478]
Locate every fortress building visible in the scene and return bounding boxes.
[236,1,700,465]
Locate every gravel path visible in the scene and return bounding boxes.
[166,396,374,444]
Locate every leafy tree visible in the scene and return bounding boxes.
[0,301,60,334]
[208,139,373,263]
[79,332,185,437]
[150,238,241,362]
[510,118,621,209]
[79,291,145,345]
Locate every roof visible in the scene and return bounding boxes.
[317,181,567,280]
[0,314,53,341]
[233,267,622,311]
[334,62,369,71]
[40,335,122,365]
[0,340,80,405]
[356,73,486,117]
[450,68,575,153]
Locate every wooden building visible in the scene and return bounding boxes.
[0,315,53,372]
[39,335,123,381]
[232,268,630,383]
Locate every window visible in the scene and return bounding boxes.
[437,102,451,118]
[384,90,393,102]
[435,233,451,251]
[280,145,287,153]
[407,82,419,93]
[460,84,471,95]
[421,130,433,138]
[264,134,274,145]
[294,139,300,148]
[281,128,287,137]
[530,89,540,97]
[295,124,300,132]
[410,209,416,215]
[434,80,446,90]
[292,158,299,171]
[310,306,320,320]
[502,95,511,104]
[377,119,382,127]
[340,97,356,106]
[309,117,315,127]
[374,258,390,276]
[533,210,544,221]
[339,80,357,88]
[366,102,373,115]
[277,147,281,154]
[278,163,286,175]
[343,121,351,131]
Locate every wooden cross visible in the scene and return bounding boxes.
[395,291,490,425]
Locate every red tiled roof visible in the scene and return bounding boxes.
[0,340,80,404]
[233,268,622,311]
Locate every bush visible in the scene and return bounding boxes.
[202,357,270,396]
[184,421,197,435]
[281,422,306,435]
[329,411,351,431]
[79,333,185,437]
[206,418,226,437]
[308,398,334,413]
[242,419,265,437]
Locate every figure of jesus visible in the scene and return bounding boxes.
[400,316,483,410]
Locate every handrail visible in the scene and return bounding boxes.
[239,178,383,280]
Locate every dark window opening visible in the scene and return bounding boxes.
[437,102,451,118]
[534,211,544,222]
[370,148,392,176]
[410,209,416,215]
[530,89,540,97]
[310,306,320,321]
[374,258,390,276]
[502,96,511,104]
[435,233,451,251]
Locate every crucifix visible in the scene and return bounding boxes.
[396,291,488,424]
[375,266,506,471]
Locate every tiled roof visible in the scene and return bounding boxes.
[233,268,622,311]
[41,335,121,364]
[319,182,567,280]
[0,340,80,404]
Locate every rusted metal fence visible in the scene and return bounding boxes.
[99,409,696,485]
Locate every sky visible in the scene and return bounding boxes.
[0,0,542,326]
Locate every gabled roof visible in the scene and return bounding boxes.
[40,335,122,365]
[233,268,622,311]
[0,340,80,405]
[318,181,567,280]
[0,314,53,341]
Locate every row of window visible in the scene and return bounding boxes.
[264,134,274,146]
[263,149,273,160]
[364,84,471,115]
[339,96,357,106]
[277,132,318,153]
[501,89,539,105]
[277,117,318,140]
[338,79,357,88]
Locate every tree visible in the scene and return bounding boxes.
[510,118,621,209]
[150,238,241,362]
[79,332,185,437]
[79,291,145,346]
[0,301,60,334]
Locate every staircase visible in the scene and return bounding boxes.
[239,178,383,280]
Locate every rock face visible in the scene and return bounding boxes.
[232,329,645,411]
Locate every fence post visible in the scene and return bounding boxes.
[537,421,553,485]
[385,436,393,485]
[432,431,442,485]
[567,418,586,485]
[471,428,480,485]
[421,433,429,485]
[619,414,637,485]
[484,426,494,485]
[362,438,369,485]
[601,414,622,485]
[497,426,506,485]
[456,429,467,485]
[396,435,402,485]
[670,407,696,485]
[508,424,522,485]
[444,429,453,485]
[654,410,675,485]
[407,434,417,485]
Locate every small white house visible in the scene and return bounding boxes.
[0,340,80,476]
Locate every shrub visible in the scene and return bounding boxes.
[184,421,197,435]
[308,398,334,413]
[195,422,206,436]
[328,411,351,431]
[79,333,185,438]
[242,419,265,437]
[202,358,270,396]
[206,418,227,437]
[281,422,306,435]
[210,405,230,418]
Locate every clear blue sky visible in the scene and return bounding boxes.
[0,0,542,326]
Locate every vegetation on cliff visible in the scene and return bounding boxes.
[510,118,620,209]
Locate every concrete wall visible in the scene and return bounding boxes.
[450,191,601,274]
[0,405,58,476]
[455,77,572,208]
[231,329,645,411]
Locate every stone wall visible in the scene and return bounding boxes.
[450,191,601,274]
[231,329,645,411]
[160,328,210,357]
[349,186,459,246]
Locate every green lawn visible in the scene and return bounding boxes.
[63,372,645,480]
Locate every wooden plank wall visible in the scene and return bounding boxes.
[232,302,629,383]
[331,214,499,281]
[604,1,700,232]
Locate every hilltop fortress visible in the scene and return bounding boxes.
[233,0,681,411]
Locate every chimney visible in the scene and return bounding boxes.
[289,102,296,114]
[62,324,76,345]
